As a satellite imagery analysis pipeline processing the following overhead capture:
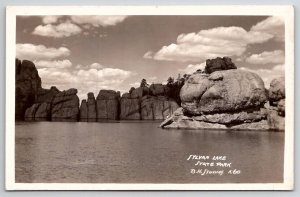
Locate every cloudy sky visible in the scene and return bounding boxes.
[16,15,285,100]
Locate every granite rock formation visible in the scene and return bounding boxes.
[269,77,285,106]
[87,92,97,121]
[205,57,237,74]
[160,58,285,131]
[149,84,170,96]
[79,92,97,121]
[51,88,80,121]
[79,100,88,120]
[96,90,120,120]
[130,87,149,99]
[180,69,267,115]
[141,96,179,120]
[15,59,41,120]
[36,86,60,103]
[118,84,179,120]
[120,97,141,120]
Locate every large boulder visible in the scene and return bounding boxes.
[269,77,285,106]
[205,57,237,74]
[120,98,141,120]
[87,92,97,121]
[141,96,179,120]
[96,90,120,120]
[51,88,79,121]
[180,70,267,115]
[15,59,42,120]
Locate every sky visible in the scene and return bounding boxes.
[16,15,285,100]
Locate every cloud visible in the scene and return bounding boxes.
[70,16,128,27]
[129,82,141,88]
[250,16,284,42]
[16,43,70,61]
[148,26,274,62]
[34,59,72,69]
[89,63,104,70]
[32,22,82,38]
[245,50,284,65]
[143,51,154,59]
[75,62,104,70]
[42,16,61,24]
[38,63,134,100]
[179,62,206,74]
[240,64,284,88]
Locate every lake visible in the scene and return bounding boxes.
[15,121,284,183]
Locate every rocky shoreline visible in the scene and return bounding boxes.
[160,57,285,131]
[15,57,285,131]
[16,58,181,122]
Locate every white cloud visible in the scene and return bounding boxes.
[143,51,153,59]
[34,59,72,69]
[245,50,284,65]
[16,43,70,61]
[240,64,284,88]
[32,22,82,38]
[42,16,61,24]
[148,26,274,62]
[89,63,104,70]
[38,63,134,101]
[70,16,128,27]
[179,62,206,74]
[250,16,285,42]
[148,76,158,84]
[129,82,140,88]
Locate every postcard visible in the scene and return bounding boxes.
[6,5,294,190]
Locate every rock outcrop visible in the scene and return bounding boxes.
[180,69,267,115]
[36,86,60,103]
[160,58,285,131]
[79,100,88,120]
[130,87,149,99]
[15,59,41,120]
[96,90,120,120]
[149,84,170,96]
[25,102,51,121]
[141,96,179,120]
[51,88,80,121]
[87,92,97,121]
[205,57,237,74]
[269,77,285,106]
[120,97,141,120]
[118,84,180,120]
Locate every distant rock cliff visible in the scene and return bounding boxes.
[51,88,79,121]
[15,59,41,120]
[16,59,80,121]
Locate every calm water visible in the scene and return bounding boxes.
[15,121,284,183]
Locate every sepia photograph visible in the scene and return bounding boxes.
[6,6,294,190]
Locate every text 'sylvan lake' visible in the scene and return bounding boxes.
[15,121,284,183]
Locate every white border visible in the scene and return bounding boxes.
[5,5,294,190]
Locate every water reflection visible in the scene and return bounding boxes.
[15,121,284,183]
